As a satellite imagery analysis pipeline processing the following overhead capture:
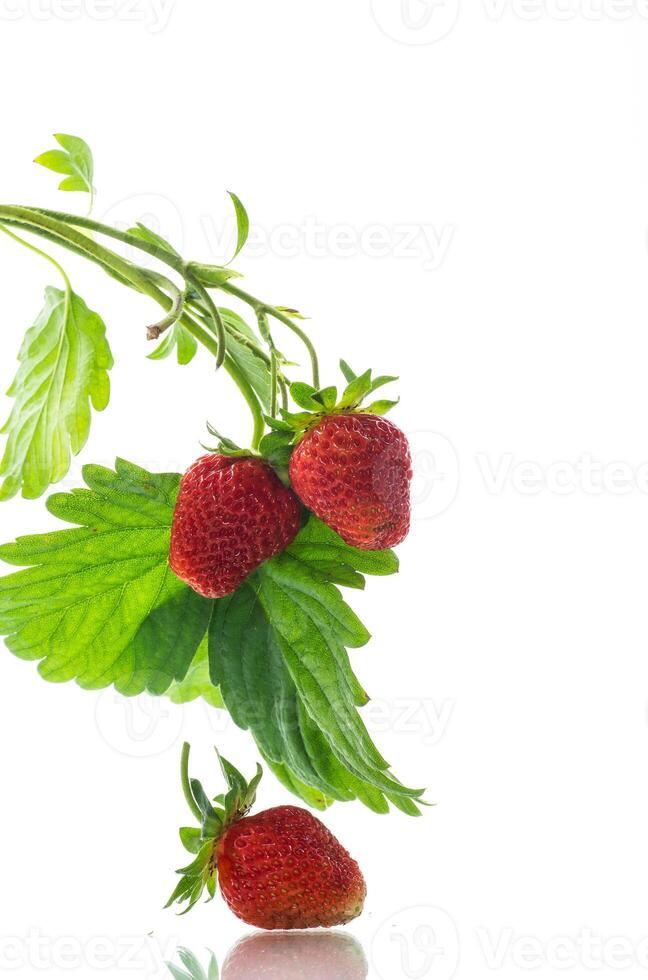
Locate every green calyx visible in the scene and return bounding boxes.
[259,360,400,469]
[166,743,263,915]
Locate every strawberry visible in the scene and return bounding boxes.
[221,931,368,979]
[262,363,411,550]
[289,413,411,550]
[166,746,367,930]
[169,453,301,598]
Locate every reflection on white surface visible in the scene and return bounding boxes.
[221,931,368,979]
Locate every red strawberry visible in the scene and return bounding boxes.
[289,413,412,550]
[169,454,301,598]
[217,805,366,930]
[167,747,367,931]
[222,930,368,979]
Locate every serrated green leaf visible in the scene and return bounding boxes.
[340,359,357,382]
[0,459,212,695]
[0,287,113,500]
[263,755,334,811]
[209,515,421,813]
[35,133,94,198]
[227,191,250,262]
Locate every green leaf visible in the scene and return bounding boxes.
[0,286,113,500]
[263,755,334,811]
[220,308,272,410]
[0,459,212,695]
[290,382,323,412]
[167,635,224,709]
[34,133,94,198]
[314,386,338,410]
[179,827,203,855]
[209,516,422,813]
[127,222,180,257]
[189,263,242,288]
[339,369,373,409]
[227,191,250,261]
[363,398,399,416]
[148,321,198,366]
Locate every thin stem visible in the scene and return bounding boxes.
[0,222,71,292]
[8,205,320,386]
[270,351,278,418]
[184,272,226,368]
[279,376,288,412]
[181,743,203,823]
[222,281,320,389]
[0,208,264,447]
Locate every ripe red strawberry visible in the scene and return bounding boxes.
[289,413,412,550]
[167,746,367,931]
[169,453,301,598]
[218,805,366,930]
[222,930,368,979]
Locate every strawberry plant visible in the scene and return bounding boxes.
[168,745,367,927]
[0,134,424,816]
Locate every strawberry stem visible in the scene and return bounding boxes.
[181,743,203,823]
[0,205,265,449]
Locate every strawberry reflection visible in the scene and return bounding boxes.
[222,932,368,979]
[166,933,368,980]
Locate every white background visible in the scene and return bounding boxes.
[1,2,648,978]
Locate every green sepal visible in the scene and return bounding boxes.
[188,262,242,287]
[362,398,400,416]
[261,363,400,456]
[166,745,263,916]
[179,827,203,855]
